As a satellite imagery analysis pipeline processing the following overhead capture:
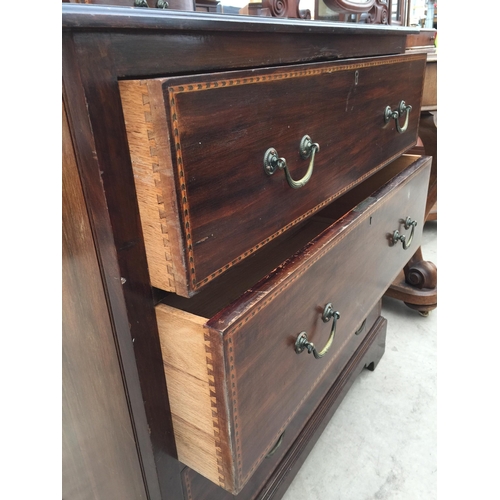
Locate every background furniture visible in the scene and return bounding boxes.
[315,0,437,27]
[385,27,437,315]
[319,0,392,24]
[241,0,311,18]
[196,0,219,11]
[62,6,430,499]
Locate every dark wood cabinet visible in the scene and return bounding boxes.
[62,102,150,500]
[62,6,431,499]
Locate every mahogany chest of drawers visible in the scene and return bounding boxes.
[62,6,429,499]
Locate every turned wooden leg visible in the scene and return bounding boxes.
[386,110,437,315]
[385,246,437,315]
[403,246,437,289]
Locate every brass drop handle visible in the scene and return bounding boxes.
[265,432,285,458]
[384,100,412,134]
[393,217,417,250]
[295,303,340,359]
[264,135,320,189]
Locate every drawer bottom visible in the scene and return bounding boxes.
[181,306,387,500]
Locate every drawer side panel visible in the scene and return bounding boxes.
[120,79,189,296]
[156,305,233,489]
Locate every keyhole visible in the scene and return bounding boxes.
[355,70,359,86]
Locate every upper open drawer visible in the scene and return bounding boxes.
[119,53,426,297]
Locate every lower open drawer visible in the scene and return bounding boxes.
[180,301,386,500]
[155,154,432,494]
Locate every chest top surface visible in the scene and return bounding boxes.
[63,5,420,75]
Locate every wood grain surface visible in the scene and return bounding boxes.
[180,303,386,500]
[62,102,147,500]
[62,7,426,498]
[155,155,431,493]
[63,30,185,500]
[120,79,189,295]
[156,306,228,488]
[120,53,426,296]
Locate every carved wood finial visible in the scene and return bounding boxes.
[247,0,311,19]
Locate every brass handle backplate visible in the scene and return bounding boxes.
[264,135,320,189]
[393,216,417,250]
[384,100,412,134]
[295,303,340,359]
[134,0,170,7]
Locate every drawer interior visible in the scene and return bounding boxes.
[155,154,421,319]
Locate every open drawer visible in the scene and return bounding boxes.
[180,301,386,500]
[155,155,431,494]
[120,53,426,297]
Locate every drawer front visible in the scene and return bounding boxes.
[180,303,384,500]
[156,155,431,494]
[120,53,426,297]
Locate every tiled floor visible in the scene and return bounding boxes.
[282,221,437,500]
